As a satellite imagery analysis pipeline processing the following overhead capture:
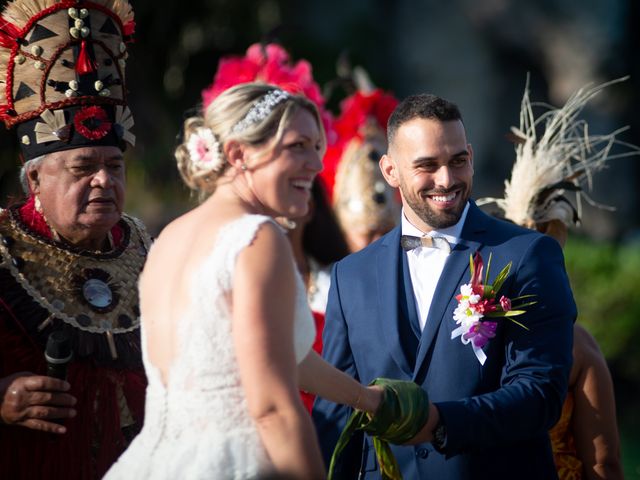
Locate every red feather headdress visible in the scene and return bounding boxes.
[201,42,333,143]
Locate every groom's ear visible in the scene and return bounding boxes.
[379,154,400,188]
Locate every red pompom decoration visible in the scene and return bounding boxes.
[74,106,111,140]
[123,20,135,37]
[320,89,398,200]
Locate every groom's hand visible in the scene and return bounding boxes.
[403,402,439,445]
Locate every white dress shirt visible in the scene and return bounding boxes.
[402,202,470,331]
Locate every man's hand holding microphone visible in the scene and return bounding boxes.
[0,330,77,434]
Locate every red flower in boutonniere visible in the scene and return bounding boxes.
[452,252,536,365]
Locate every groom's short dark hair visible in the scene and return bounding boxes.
[387,94,463,145]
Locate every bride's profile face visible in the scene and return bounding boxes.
[247,107,325,218]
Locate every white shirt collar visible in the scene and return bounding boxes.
[401,202,470,245]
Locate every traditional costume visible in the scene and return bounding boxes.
[0,1,148,478]
[479,76,638,480]
[320,88,401,250]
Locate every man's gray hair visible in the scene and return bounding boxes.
[19,155,46,194]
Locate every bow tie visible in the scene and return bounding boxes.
[400,234,451,253]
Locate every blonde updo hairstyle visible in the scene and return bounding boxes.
[176,82,325,196]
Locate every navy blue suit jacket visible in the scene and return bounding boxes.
[313,202,576,479]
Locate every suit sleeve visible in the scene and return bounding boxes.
[311,261,364,474]
[435,234,576,456]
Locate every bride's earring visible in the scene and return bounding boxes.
[283,217,298,230]
[279,217,297,230]
[240,163,248,171]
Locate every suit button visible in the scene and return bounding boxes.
[416,447,429,459]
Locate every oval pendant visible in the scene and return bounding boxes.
[82,278,113,308]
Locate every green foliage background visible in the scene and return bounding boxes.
[564,237,640,381]
[564,236,640,478]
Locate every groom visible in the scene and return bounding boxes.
[313,94,576,479]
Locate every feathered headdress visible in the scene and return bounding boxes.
[201,42,333,141]
[479,76,640,228]
[0,0,136,160]
[319,88,400,234]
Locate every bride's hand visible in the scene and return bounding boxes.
[358,385,384,415]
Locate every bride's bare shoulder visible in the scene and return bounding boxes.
[237,218,290,264]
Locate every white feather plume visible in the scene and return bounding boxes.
[479,76,640,227]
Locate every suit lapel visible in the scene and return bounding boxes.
[413,203,487,380]
[376,227,415,376]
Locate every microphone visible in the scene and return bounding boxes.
[45,330,73,380]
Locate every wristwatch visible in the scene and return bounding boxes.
[432,418,447,453]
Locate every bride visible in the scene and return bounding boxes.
[104,83,383,479]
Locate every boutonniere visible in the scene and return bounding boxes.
[451,252,536,365]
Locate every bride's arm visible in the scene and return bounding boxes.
[297,351,382,415]
[233,222,324,479]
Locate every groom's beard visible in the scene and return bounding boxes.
[400,183,470,229]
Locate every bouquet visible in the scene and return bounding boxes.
[452,252,536,365]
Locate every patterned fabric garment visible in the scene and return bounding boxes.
[0,200,148,480]
[549,392,583,480]
[104,215,316,480]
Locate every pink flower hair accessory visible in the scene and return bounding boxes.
[187,127,223,172]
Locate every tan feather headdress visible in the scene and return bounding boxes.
[320,88,401,236]
[0,0,135,160]
[479,76,640,228]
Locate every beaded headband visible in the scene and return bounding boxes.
[232,89,290,134]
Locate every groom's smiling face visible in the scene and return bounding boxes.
[380,117,474,232]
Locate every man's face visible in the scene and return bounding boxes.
[380,118,473,232]
[29,146,125,247]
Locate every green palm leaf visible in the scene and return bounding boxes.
[492,262,513,293]
[327,378,430,480]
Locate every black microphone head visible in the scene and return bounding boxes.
[45,330,73,364]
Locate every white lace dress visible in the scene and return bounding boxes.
[104,215,316,480]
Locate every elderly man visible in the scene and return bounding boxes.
[0,1,149,478]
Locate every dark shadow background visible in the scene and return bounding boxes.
[2,1,639,239]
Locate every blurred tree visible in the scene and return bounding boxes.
[564,236,640,383]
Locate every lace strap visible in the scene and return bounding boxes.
[215,214,277,290]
